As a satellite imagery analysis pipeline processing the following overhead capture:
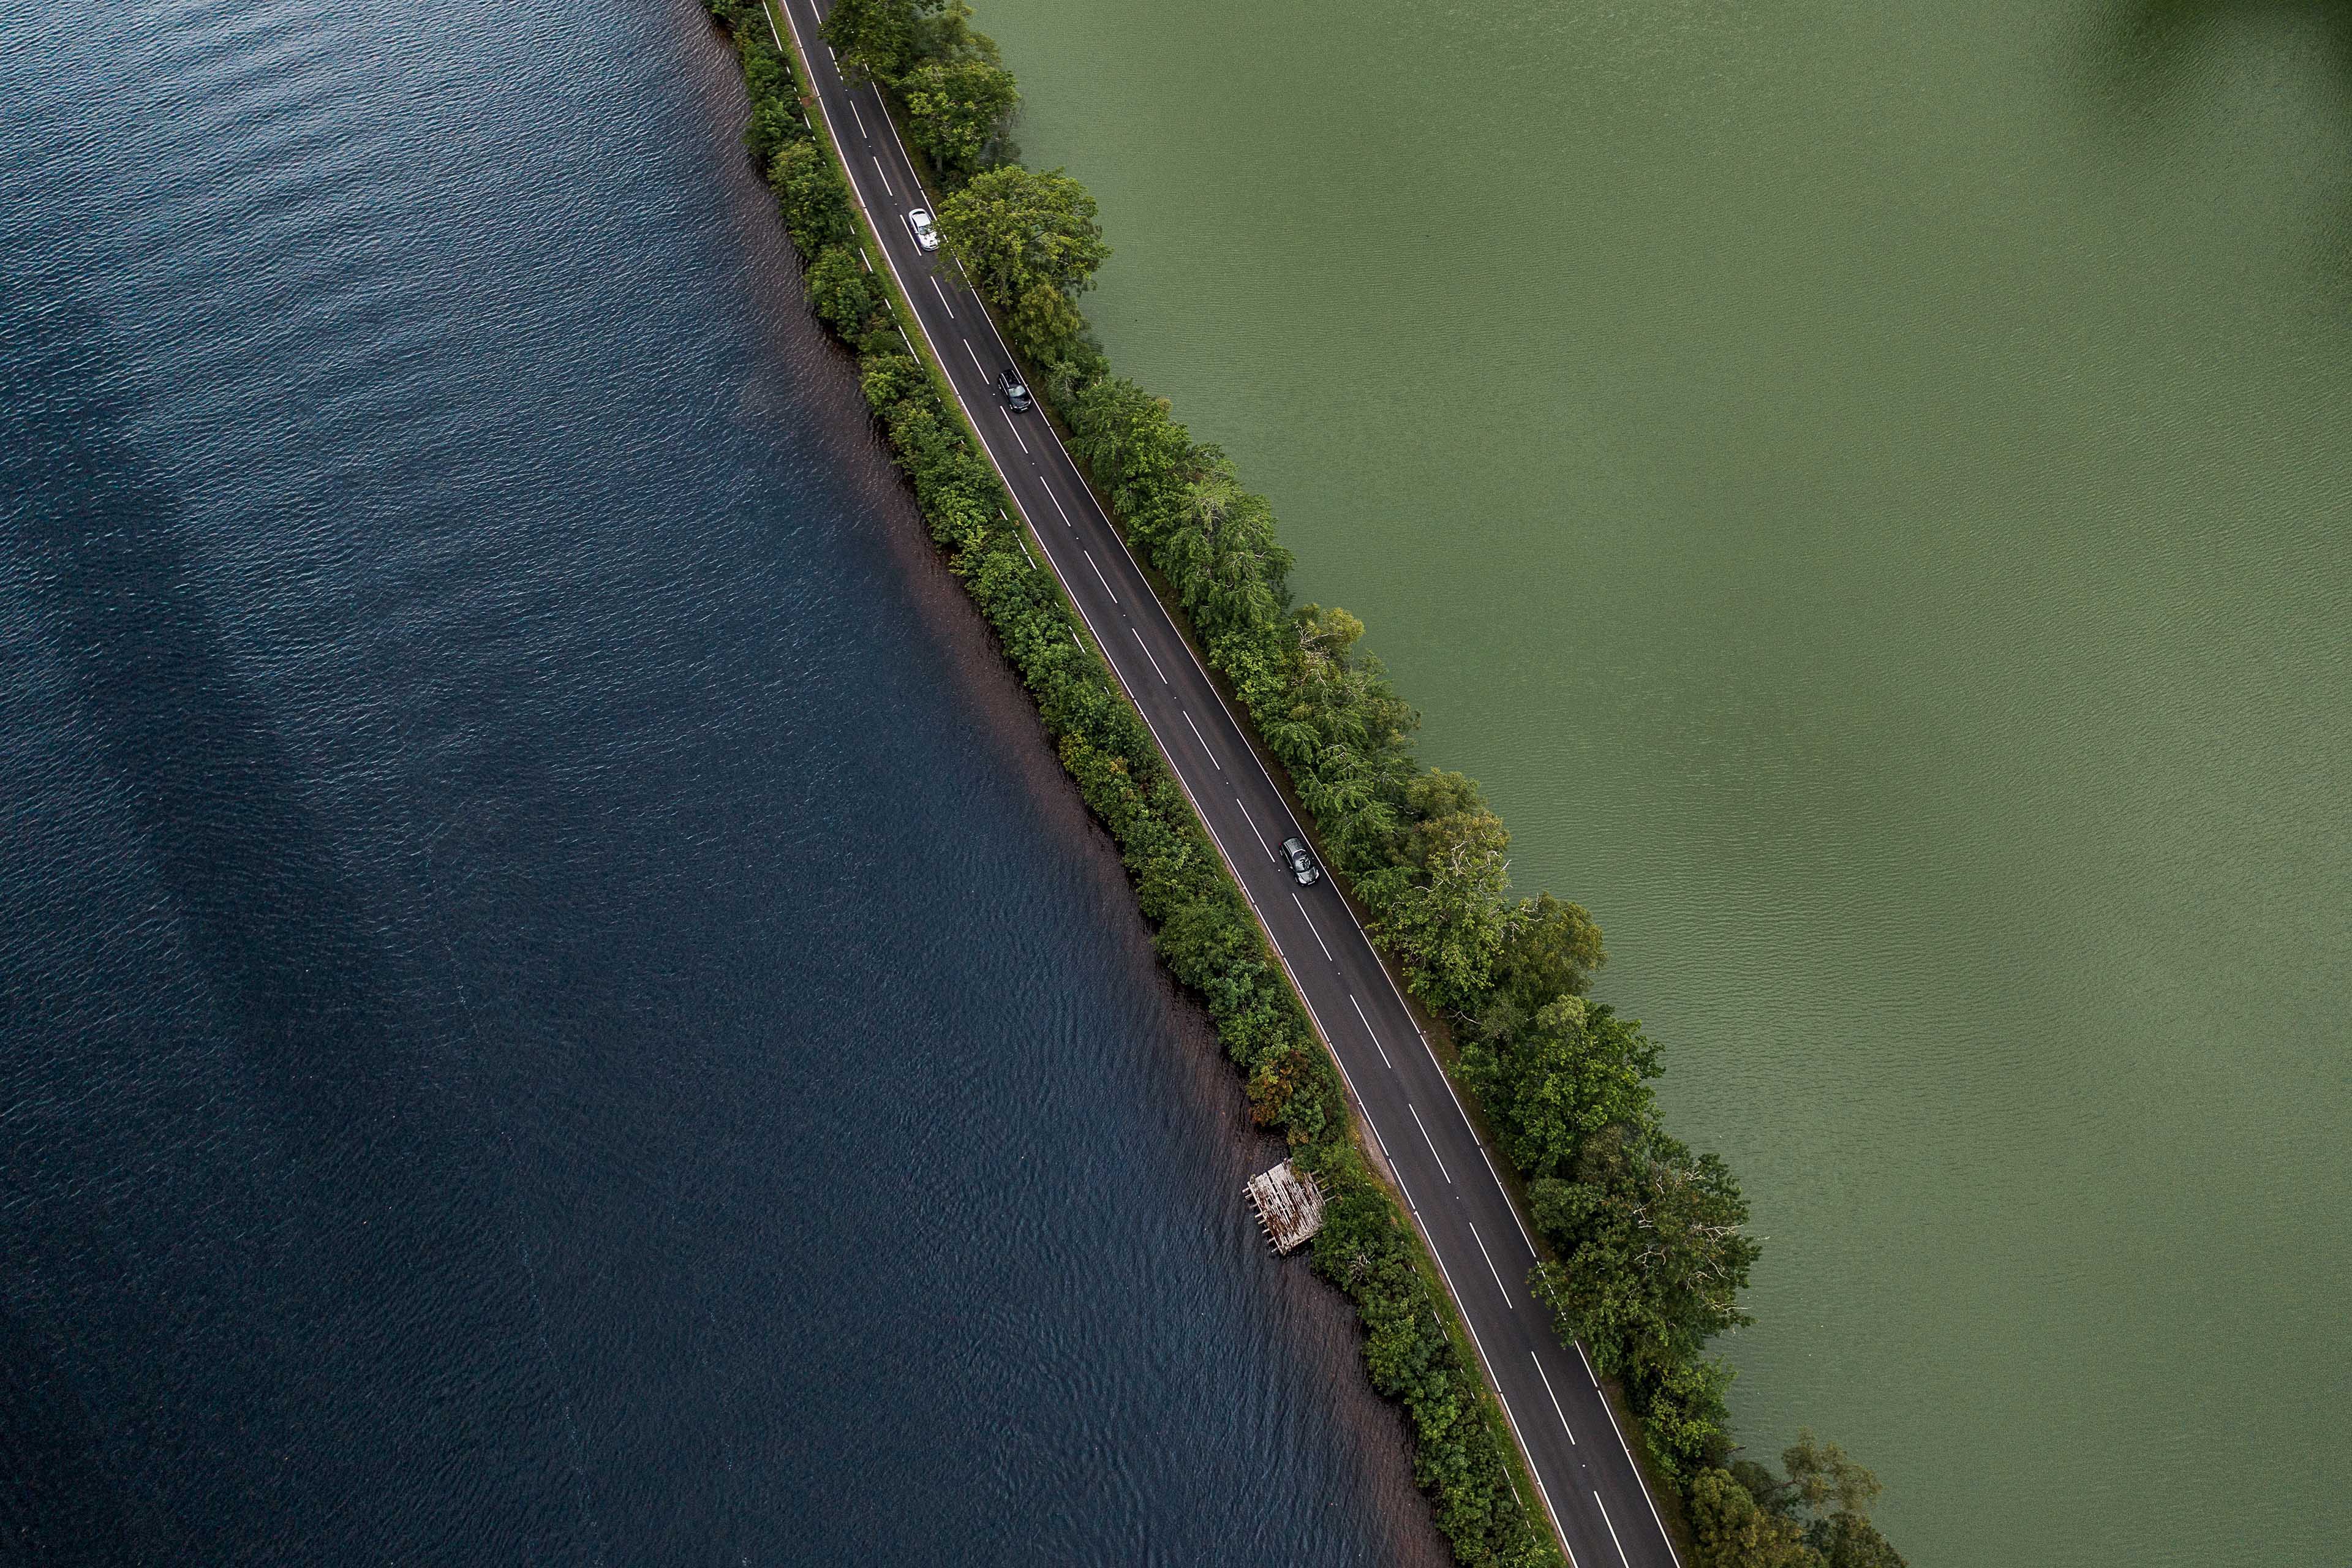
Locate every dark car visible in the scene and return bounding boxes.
[998,368,1032,412]
[1281,837,1321,886]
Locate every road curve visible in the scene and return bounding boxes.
[766,7,1680,1562]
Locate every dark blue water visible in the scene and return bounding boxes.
[0,0,1446,1560]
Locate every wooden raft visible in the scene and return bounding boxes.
[1246,1160,1325,1254]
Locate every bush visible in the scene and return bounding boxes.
[804,246,880,337]
[770,141,856,251]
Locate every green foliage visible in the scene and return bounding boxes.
[715,15,1561,1560]
[1360,770,1518,1011]
[819,0,919,83]
[1529,1123,1760,1385]
[902,56,1019,176]
[1781,1430,1883,1519]
[1640,1354,1735,1485]
[804,246,881,337]
[936,165,1108,362]
[1726,1436,1900,1568]
[1809,1513,1907,1568]
[1687,1468,1825,1568]
[1463,996,1659,1183]
[1308,1151,1558,1568]
[712,4,1912,1561]
[1494,891,1606,1009]
[767,141,853,248]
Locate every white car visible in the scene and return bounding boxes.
[905,208,940,252]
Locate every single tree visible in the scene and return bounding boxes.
[935,165,1108,361]
[1360,770,1516,1011]
[1529,1122,1760,1379]
[769,141,855,248]
[1463,995,1659,1180]
[1493,889,1606,1006]
[820,0,918,83]
[902,56,1020,176]
[1782,1430,1882,1519]
[1809,1512,1906,1568]
[1688,1469,1824,1568]
[1641,1353,1736,1483]
[1729,1432,1904,1567]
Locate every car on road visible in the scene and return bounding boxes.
[905,208,940,252]
[998,368,1032,412]
[1281,837,1321,886]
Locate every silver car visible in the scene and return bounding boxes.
[1281,837,1321,886]
[905,207,940,252]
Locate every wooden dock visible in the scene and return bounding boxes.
[1246,1160,1325,1254]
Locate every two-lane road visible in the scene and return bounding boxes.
[767,7,1679,1562]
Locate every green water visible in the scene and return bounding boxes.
[976,0,2352,1561]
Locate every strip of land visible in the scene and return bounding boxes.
[771,5,1679,1562]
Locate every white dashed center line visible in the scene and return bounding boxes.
[1082,550,1117,605]
[1348,993,1392,1069]
[1132,627,1169,684]
[1291,893,1331,959]
[1594,1493,1632,1568]
[1469,1223,1512,1307]
[1182,710,1221,769]
[1531,1353,1577,1444]
[1235,800,1274,859]
[1408,1103,1452,1185]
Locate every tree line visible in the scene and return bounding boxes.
[723,1,1907,1563]
[710,6,1555,1564]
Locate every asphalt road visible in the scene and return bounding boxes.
[766,8,1683,1562]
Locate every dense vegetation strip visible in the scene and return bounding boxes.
[709,6,1560,1564]
[715,2,1909,1564]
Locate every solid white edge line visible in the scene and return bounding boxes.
[1291,892,1332,960]
[1468,1222,1513,1307]
[1530,1352,1577,1444]
[1181,709,1221,769]
[1413,1212,1578,1568]
[775,15,1585,1555]
[1407,1103,1453,1186]
[1420,1033,1542,1257]
[1348,993,1392,1069]
[1578,1341,1684,1565]
[1131,627,1168,684]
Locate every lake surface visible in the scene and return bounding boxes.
[974,0,2352,1562]
[0,0,1449,1560]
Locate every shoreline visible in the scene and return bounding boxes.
[699,2,1572,1561]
